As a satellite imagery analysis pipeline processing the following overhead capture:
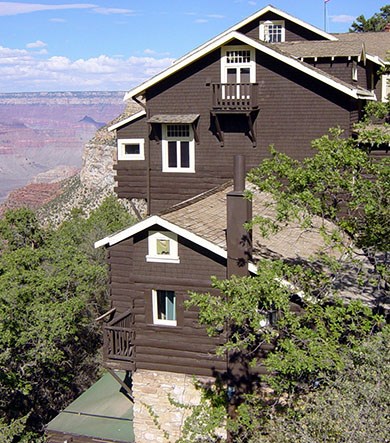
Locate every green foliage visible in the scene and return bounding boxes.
[349,5,390,32]
[0,197,135,440]
[247,128,390,253]
[186,125,388,442]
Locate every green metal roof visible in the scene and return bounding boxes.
[46,371,134,442]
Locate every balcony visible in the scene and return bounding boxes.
[101,309,136,371]
[211,83,258,112]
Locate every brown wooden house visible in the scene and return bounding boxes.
[109,4,389,215]
[46,5,389,443]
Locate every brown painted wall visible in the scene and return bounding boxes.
[107,230,228,376]
[115,45,357,213]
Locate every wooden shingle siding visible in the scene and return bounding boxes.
[115,47,354,212]
[238,12,329,42]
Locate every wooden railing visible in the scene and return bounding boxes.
[102,309,135,368]
[212,83,258,111]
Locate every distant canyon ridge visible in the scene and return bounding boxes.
[0,91,126,204]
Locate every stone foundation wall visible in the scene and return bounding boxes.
[132,370,214,443]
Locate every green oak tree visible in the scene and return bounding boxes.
[0,196,135,441]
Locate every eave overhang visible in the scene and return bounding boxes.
[107,110,146,132]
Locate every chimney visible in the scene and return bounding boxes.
[226,155,252,278]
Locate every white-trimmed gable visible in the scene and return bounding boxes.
[94,215,257,274]
[124,31,375,102]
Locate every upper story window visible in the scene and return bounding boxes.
[152,289,177,326]
[162,124,195,173]
[221,45,256,84]
[260,20,285,43]
[118,138,145,160]
[381,73,389,102]
[352,61,358,82]
[146,230,180,263]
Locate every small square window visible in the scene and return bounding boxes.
[152,290,177,326]
[146,231,180,263]
[118,138,145,160]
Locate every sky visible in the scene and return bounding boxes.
[0,0,387,93]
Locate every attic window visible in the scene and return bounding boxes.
[260,20,285,43]
[146,231,180,263]
[118,138,145,160]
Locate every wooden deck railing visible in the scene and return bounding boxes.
[102,309,135,368]
[212,83,258,111]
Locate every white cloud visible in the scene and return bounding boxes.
[0,2,96,16]
[49,18,66,23]
[26,40,47,49]
[92,7,135,15]
[195,19,208,24]
[0,44,174,92]
[331,15,355,24]
[206,14,225,19]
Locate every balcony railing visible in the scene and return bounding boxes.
[212,83,258,111]
[102,309,135,370]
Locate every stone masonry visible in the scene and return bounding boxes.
[132,369,214,443]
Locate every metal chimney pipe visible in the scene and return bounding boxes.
[226,155,252,278]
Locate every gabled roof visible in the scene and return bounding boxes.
[124,31,375,102]
[173,4,337,66]
[334,32,390,64]
[276,35,389,66]
[107,109,146,132]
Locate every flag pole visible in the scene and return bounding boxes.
[324,0,327,31]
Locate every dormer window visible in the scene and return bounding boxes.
[146,231,180,263]
[260,20,285,43]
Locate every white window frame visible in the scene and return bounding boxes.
[146,231,180,263]
[117,138,145,160]
[352,61,358,82]
[221,45,256,84]
[259,20,285,43]
[162,124,195,173]
[381,73,389,102]
[152,289,177,326]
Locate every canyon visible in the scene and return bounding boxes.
[0,91,126,204]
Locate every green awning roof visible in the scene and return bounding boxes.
[46,371,134,442]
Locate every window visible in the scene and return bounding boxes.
[152,290,176,326]
[352,61,358,82]
[118,138,145,160]
[162,124,195,172]
[146,231,180,263]
[260,20,285,43]
[221,45,256,84]
[381,73,389,102]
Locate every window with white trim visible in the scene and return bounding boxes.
[381,73,389,102]
[152,289,177,326]
[162,124,195,172]
[260,20,285,43]
[118,138,145,160]
[352,61,358,82]
[146,231,180,263]
[221,45,256,84]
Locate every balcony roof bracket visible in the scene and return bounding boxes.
[246,112,257,148]
[211,111,224,147]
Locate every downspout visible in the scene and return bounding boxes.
[133,95,151,215]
